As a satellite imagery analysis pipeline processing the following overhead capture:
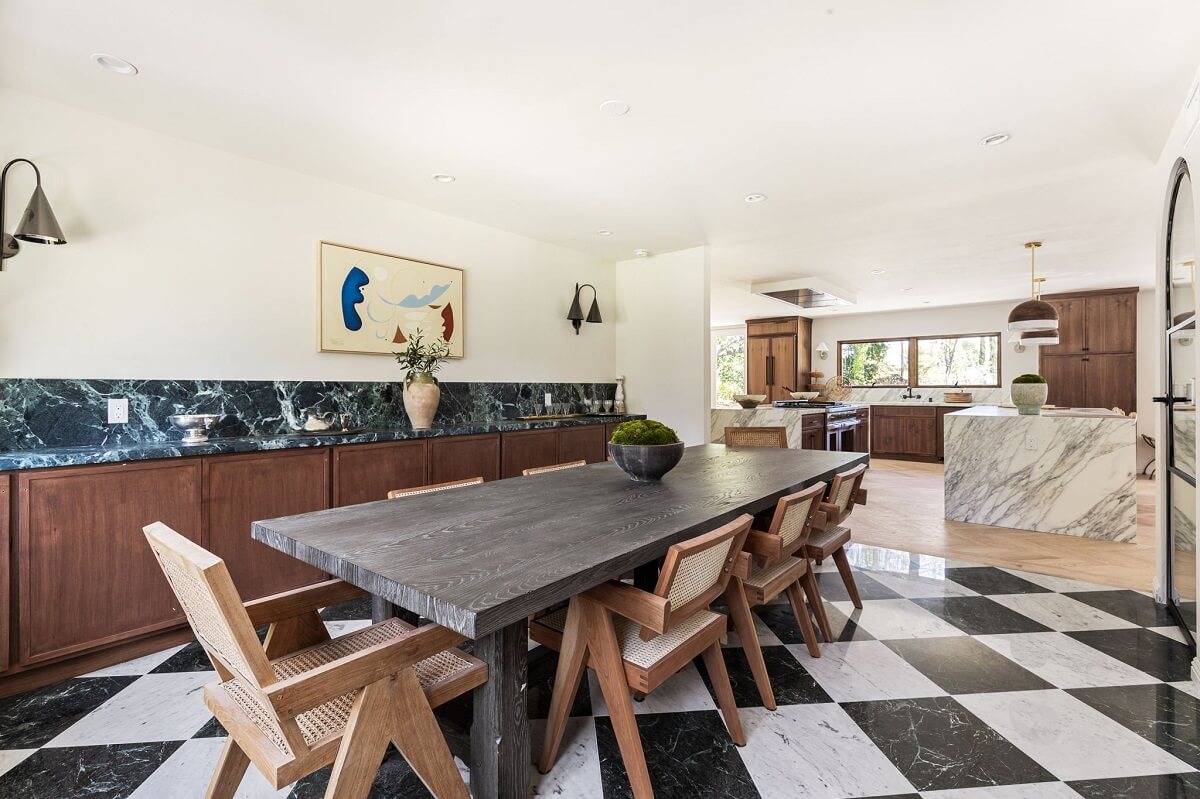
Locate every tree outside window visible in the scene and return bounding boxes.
[840,339,908,386]
[915,335,999,387]
[714,334,746,405]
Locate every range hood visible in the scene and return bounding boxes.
[750,277,855,310]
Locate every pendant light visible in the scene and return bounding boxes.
[1007,241,1058,333]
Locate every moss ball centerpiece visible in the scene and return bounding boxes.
[608,419,685,482]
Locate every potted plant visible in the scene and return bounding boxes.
[1011,373,1048,415]
[394,329,451,429]
[607,419,685,482]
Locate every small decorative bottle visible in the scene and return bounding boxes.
[614,376,626,413]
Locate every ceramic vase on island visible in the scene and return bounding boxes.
[1010,379,1048,416]
[403,372,441,429]
[614,376,626,413]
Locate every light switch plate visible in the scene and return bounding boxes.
[108,397,129,424]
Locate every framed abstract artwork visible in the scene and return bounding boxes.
[318,241,465,357]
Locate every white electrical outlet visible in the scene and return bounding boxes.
[1025,435,1037,451]
[108,398,129,424]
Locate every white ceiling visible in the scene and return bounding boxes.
[2,0,1198,325]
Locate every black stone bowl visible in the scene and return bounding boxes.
[607,441,685,482]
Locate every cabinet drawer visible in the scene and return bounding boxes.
[801,414,825,431]
[333,440,428,506]
[429,434,500,483]
[870,405,936,418]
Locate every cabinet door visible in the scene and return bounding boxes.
[801,428,823,450]
[429,434,500,483]
[1040,297,1087,355]
[871,414,936,458]
[19,461,203,665]
[1085,293,1136,354]
[333,441,427,507]
[1085,353,1137,413]
[501,429,560,478]
[205,450,329,601]
[746,336,770,397]
[558,425,606,464]
[769,335,798,402]
[1041,355,1087,408]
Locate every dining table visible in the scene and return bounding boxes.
[251,443,868,799]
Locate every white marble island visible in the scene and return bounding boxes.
[943,406,1137,542]
[710,406,828,448]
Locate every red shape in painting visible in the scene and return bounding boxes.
[393,326,407,344]
[441,303,455,341]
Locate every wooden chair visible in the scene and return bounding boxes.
[531,515,753,799]
[143,522,486,799]
[805,463,868,608]
[522,460,587,476]
[724,482,831,710]
[723,426,787,448]
[387,476,482,499]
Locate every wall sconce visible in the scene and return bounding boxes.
[567,283,602,334]
[816,342,830,360]
[1,158,67,262]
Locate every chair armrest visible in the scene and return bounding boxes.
[743,530,783,561]
[818,501,844,526]
[730,551,752,580]
[855,488,867,506]
[810,509,829,532]
[244,579,367,627]
[265,622,466,718]
[583,580,670,635]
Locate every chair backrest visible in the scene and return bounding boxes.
[824,463,868,521]
[388,476,483,499]
[654,514,753,625]
[522,460,587,476]
[724,426,787,448]
[764,482,827,557]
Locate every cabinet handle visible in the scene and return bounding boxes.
[1082,347,1089,352]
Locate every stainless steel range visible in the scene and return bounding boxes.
[773,400,861,451]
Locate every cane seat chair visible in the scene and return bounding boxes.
[723,426,787,448]
[522,460,587,476]
[725,482,833,709]
[805,463,868,608]
[387,476,482,499]
[144,522,486,799]
[531,515,754,799]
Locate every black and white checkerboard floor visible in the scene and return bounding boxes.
[1,543,1198,798]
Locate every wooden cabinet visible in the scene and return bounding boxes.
[851,408,870,454]
[501,429,560,478]
[17,461,203,665]
[1039,288,1137,412]
[333,440,428,507]
[0,476,9,673]
[870,406,937,460]
[558,425,607,464]
[204,450,330,601]
[746,316,813,403]
[429,434,500,483]
[800,414,825,450]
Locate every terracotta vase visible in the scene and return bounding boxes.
[403,372,441,430]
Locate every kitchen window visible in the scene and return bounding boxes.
[839,338,909,387]
[712,329,747,406]
[839,333,1001,388]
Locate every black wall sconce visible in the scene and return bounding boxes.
[567,283,602,334]
[1,158,67,263]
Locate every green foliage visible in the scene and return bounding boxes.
[394,328,451,382]
[714,334,746,404]
[610,419,680,446]
[1012,373,1047,384]
[841,340,908,386]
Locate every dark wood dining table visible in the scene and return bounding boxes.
[252,443,868,798]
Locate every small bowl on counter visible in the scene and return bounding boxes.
[733,394,768,409]
[169,413,221,444]
[789,391,820,400]
[943,391,974,404]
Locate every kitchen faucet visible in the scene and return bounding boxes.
[901,385,921,400]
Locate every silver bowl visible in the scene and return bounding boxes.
[169,413,221,444]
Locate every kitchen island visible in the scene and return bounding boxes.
[943,405,1137,541]
[710,405,828,449]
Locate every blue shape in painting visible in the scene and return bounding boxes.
[396,283,450,308]
[340,267,370,331]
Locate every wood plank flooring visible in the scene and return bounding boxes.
[852,459,1160,592]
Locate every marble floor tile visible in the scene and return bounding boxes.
[587,662,716,716]
[793,640,945,703]
[288,745,467,798]
[884,636,1052,694]
[0,749,34,778]
[723,611,784,648]
[862,570,979,599]
[736,704,914,798]
[1003,570,1122,594]
[821,604,876,642]
[1065,590,1178,628]
[695,645,832,708]
[1066,628,1196,682]
[0,676,137,749]
[975,632,1160,689]
[594,710,758,799]
[323,619,372,637]
[912,596,1054,636]
[987,593,1139,632]
[1067,771,1200,798]
[1068,684,1200,770]
[0,741,182,799]
[756,601,873,644]
[814,570,903,602]
[527,650,593,720]
[1168,680,1200,700]
[1147,625,1191,644]
[126,737,287,799]
[840,696,1055,792]
[83,646,185,678]
[150,642,217,674]
[530,717,604,799]
[921,783,1084,798]
[943,567,1053,595]
[957,689,1192,781]
[47,672,215,747]
[318,595,372,621]
[832,599,969,640]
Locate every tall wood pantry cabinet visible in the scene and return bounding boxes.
[1038,287,1137,413]
[745,316,813,403]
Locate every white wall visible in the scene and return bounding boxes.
[615,247,710,444]
[0,89,615,382]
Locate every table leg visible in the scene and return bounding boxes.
[371,595,419,626]
[471,619,530,799]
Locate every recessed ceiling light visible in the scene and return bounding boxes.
[634,249,651,258]
[922,300,932,304]
[596,230,613,236]
[870,269,886,275]
[91,53,138,76]
[599,100,630,117]
[431,173,456,183]
[900,287,913,292]
[978,132,1011,147]
[744,193,767,203]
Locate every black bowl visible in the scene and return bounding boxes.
[607,441,685,482]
